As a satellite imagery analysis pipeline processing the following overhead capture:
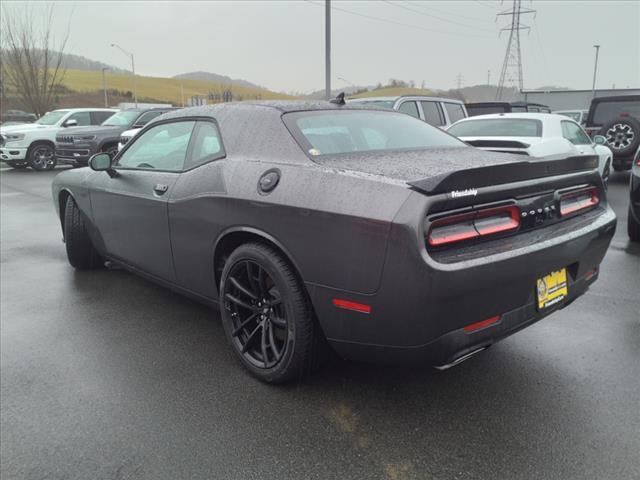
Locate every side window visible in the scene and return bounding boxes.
[66,111,91,126]
[421,101,444,126]
[185,121,225,169]
[443,103,465,124]
[134,110,164,127]
[398,101,420,118]
[91,111,115,125]
[116,121,195,171]
[561,120,591,145]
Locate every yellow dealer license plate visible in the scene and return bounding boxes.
[537,269,568,310]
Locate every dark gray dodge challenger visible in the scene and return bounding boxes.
[52,101,617,383]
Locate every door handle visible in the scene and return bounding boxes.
[153,184,169,194]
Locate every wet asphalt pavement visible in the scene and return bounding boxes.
[1,166,638,480]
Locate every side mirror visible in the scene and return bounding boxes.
[89,153,118,177]
[64,119,78,127]
[593,135,607,145]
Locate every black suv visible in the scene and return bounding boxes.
[585,95,640,171]
[465,101,551,117]
[628,146,640,241]
[55,108,175,166]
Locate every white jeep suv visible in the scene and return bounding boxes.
[0,108,117,171]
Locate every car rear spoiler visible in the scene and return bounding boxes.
[465,139,531,149]
[408,155,599,195]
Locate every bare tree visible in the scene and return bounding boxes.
[0,3,70,116]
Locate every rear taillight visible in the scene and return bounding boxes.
[428,205,519,247]
[559,187,599,216]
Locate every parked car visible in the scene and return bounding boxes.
[0,108,117,170]
[348,95,467,128]
[554,109,588,125]
[118,108,180,151]
[585,95,640,171]
[52,101,616,383]
[628,146,640,241]
[466,101,551,117]
[55,107,175,166]
[447,113,612,187]
[0,109,37,125]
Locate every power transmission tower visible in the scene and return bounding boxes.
[456,73,464,90]
[495,0,535,100]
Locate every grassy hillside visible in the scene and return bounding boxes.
[349,87,435,98]
[59,69,294,105]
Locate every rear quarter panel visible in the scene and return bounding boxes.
[167,158,412,299]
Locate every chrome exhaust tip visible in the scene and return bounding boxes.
[434,346,487,371]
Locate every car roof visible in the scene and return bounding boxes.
[53,108,118,112]
[350,95,464,104]
[451,112,566,123]
[591,95,640,103]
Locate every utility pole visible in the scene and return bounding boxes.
[101,67,109,107]
[591,45,600,98]
[487,70,491,85]
[495,0,535,100]
[111,43,138,107]
[181,83,185,107]
[325,0,331,100]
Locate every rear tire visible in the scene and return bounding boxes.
[219,242,316,383]
[628,206,640,242]
[64,196,102,269]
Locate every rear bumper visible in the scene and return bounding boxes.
[308,204,617,366]
[0,147,27,162]
[327,270,597,366]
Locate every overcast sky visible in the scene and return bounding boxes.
[5,0,640,93]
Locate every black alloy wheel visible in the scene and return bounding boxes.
[220,243,316,383]
[28,144,56,171]
[224,259,288,369]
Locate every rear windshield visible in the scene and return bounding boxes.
[284,110,463,156]
[591,99,640,125]
[448,118,543,137]
[466,105,508,116]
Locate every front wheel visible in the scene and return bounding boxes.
[628,206,640,242]
[64,196,103,269]
[220,243,316,383]
[28,144,56,171]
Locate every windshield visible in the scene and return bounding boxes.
[102,110,140,127]
[592,100,640,125]
[35,110,69,125]
[284,110,463,156]
[448,118,543,137]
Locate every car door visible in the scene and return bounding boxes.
[419,101,446,128]
[88,119,196,281]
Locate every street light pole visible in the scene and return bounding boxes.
[111,43,138,107]
[101,67,109,107]
[592,44,600,98]
[325,0,331,100]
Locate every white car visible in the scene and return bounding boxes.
[447,113,612,187]
[0,108,117,171]
[118,127,141,151]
